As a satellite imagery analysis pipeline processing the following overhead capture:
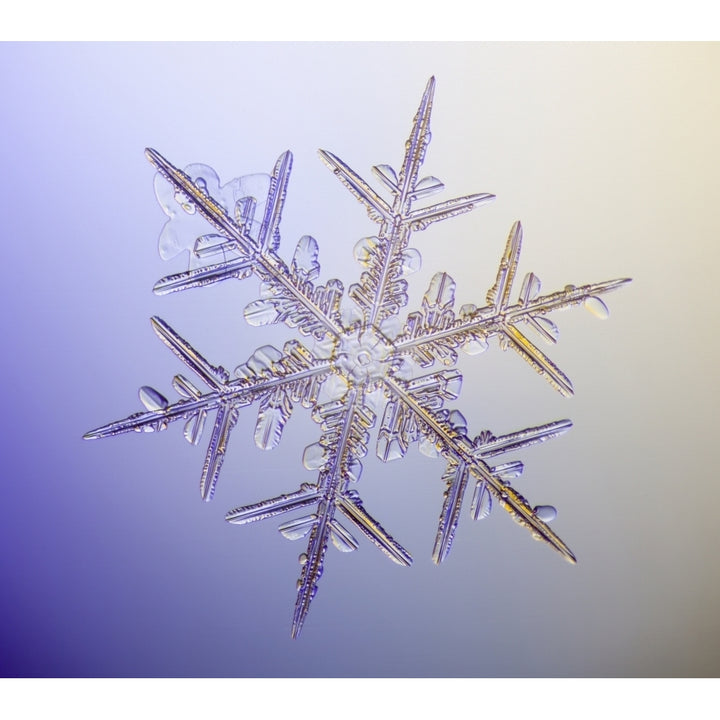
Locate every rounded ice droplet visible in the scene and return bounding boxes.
[303,443,327,471]
[471,481,492,521]
[419,436,439,458]
[400,248,422,276]
[347,457,363,483]
[139,386,169,411]
[459,303,477,320]
[244,298,280,326]
[448,410,467,433]
[298,553,308,566]
[461,336,489,356]
[533,505,557,522]
[534,315,559,342]
[353,237,377,266]
[183,410,207,446]
[584,296,609,319]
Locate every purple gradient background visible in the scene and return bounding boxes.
[1,43,719,677]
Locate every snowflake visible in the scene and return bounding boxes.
[85,78,630,638]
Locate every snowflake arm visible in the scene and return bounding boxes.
[431,419,573,564]
[320,77,494,327]
[151,315,230,389]
[317,150,393,225]
[153,254,257,295]
[146,149,344,341]
[395,221,631,395]
[85,317,333,501]
[226,387,412,637]
[382,374,577,564]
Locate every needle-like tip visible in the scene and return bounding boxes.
[83,424,112,440]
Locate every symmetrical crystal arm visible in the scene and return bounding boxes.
[83,392,223,440]
[472,419,573,460]
[317,150,393,224]
[382,375,576,564]
[394,221,630,395]
[85,320,333,503]
[291,389,372,637]
[151,316,230,389]
[405,193,495,232]
[336,492,412,567]
[153,255,257,295]
[146,149,344,340]
[226,387,411,637]
[322,78,494,327]
[86,317,333,438]
[396,276,630,352]
[430,419,574,563]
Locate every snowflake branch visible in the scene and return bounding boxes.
[146,148,344,340]
[382,375,577,564]
[335,493,412,567]
[322,78,494,327]
[405,193,495,232]
[85,321,333,503]
[430,419,573,563]
[433,459,471,563]
[290,388,362,638]
[150,316,230,389]
[200,402,238,501]
[225,486,323,525]
[317,150,393,224]
[396,76,435,208]
[394,221,631,395]
[226,387,410,637]
[153,255,256,295]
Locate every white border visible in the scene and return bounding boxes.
[2,2,719,40]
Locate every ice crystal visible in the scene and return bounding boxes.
[85,78,630,637]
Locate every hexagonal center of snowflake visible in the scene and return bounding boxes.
[335,329,391,385]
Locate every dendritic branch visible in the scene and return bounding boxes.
[394,221,631,395]
[85,318,333,501]
[147,149,344,341]
[382,374,577,564]
[226,387,411,637]
[321,77,494,327]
